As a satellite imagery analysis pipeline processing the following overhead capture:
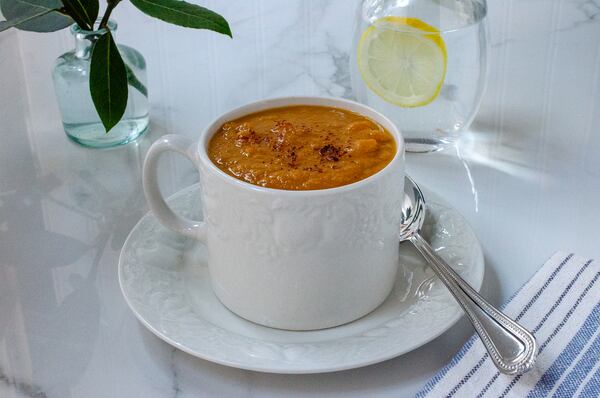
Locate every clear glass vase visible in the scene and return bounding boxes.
[350,0,488,153]
[52,20,149,148]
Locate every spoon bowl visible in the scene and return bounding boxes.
[400,176,426,241]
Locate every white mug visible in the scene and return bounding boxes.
[143,96,405,330]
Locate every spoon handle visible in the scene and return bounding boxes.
[409,233,537,375]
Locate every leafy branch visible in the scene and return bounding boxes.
[0,0,232,132]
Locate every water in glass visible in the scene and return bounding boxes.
[351,0,488,152]
[52,21,149,148]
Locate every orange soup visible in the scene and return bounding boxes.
[207,105,396,190]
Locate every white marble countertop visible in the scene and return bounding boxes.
[1,0,599,396]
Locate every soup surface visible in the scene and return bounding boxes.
[207,105,396,190]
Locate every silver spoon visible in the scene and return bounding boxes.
[400,176,537,375]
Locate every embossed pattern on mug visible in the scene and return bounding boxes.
[119,184,484,373]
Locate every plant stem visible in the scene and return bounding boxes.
[99,0,122,29]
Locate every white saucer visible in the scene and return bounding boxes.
[119,183,484,374]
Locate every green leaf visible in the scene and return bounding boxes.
[0,0,72,32]
[0,12,51,32]
[90,31,129,133]
[61,0,99,30]
[130,0,232,37]
[125,64,148,98]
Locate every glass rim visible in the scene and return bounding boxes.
[70,19,117,36]
[361,0,487,34]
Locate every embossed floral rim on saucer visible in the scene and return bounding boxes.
[119,183,484,374]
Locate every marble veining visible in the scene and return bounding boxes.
[169,349,181,398]
[0,366,46,398]
[307,33,353,98]
[559,0,600,31]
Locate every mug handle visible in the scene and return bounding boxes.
[143,134,207,241]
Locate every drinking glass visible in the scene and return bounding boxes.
[350,0,488,153]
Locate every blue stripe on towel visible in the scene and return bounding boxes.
[468,259,593,398]
[526,302,600,398]
[449,256,587,397]
[499,270,600,398]
[579,366,600,397]
[416,254,574,398]
[414,332,480,398]
[552,329,600,398]
[514,254,576,321]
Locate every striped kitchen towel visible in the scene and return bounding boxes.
[417,252,599,398]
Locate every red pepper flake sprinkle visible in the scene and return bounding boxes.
[318,144,345,162]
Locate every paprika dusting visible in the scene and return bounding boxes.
[208,105,396,190]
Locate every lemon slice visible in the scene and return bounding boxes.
[357,17,447,108]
